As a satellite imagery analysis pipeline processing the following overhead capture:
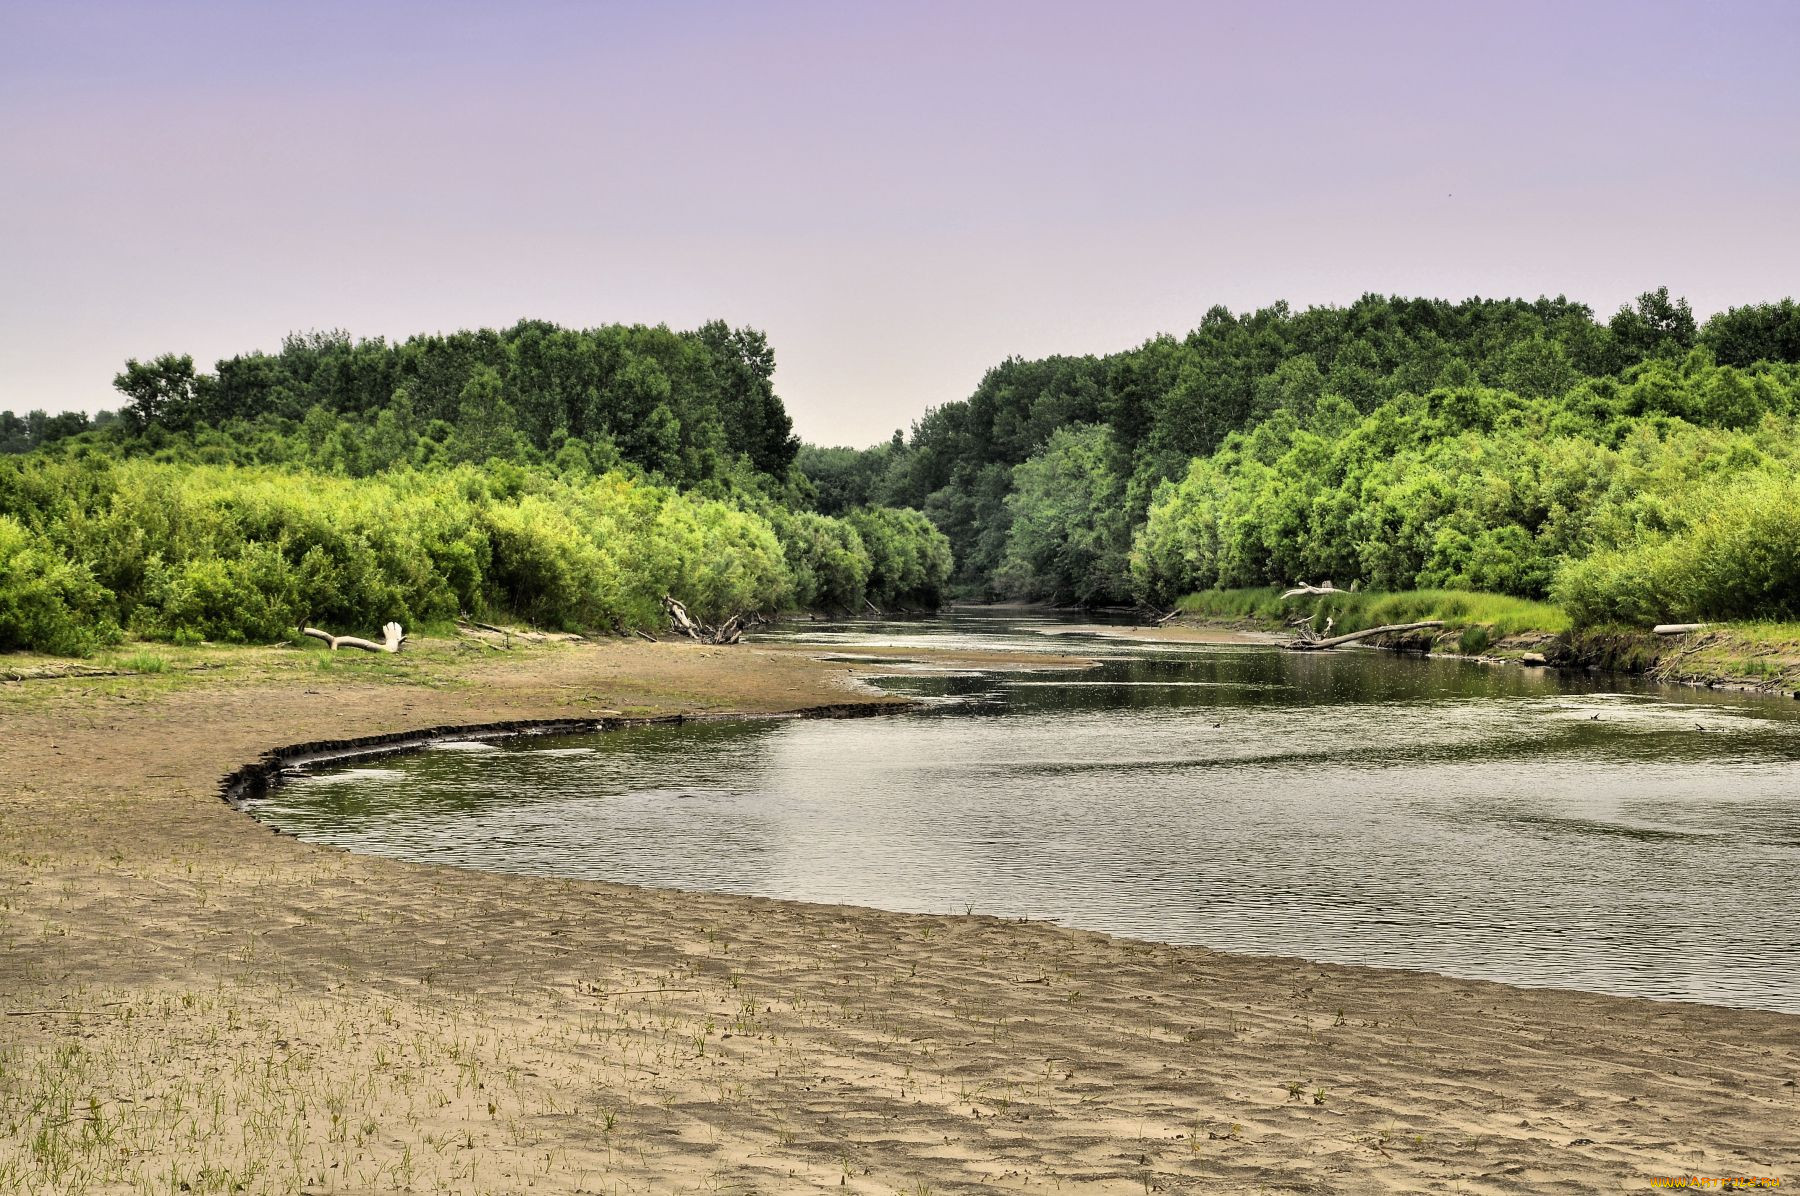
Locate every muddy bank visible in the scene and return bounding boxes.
[2,635,1795,1193]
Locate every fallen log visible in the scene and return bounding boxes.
[1652,623,1712,636]
[459,617,511,636]
[3,664,130,682]
[301,621,405,653]
[1285,620,1443,651]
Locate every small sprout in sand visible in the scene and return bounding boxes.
[1334,1007,1347,1027]
[1313,1087,1328,1106]
[1286,1081,1305,1102]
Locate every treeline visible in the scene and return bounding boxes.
[0,319,954,655]
[6,318,799,487]
[800,293,1800,624]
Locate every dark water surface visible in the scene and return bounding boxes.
[252,612,1800,1013]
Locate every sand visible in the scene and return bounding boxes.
[1,636,1795,1194]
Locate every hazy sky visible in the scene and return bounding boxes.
[4,1,1797,446]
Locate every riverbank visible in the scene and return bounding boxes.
[1172,587,1800,695]
[3,634,1796,1193]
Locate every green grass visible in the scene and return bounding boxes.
[1175,587,1570,641]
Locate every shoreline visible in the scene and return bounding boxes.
[1131,606,1800,700]
[3,635,1796,1192]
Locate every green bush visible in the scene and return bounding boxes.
[843,507,954,608]
[0,514,122,655]
[1555,469,1800,625]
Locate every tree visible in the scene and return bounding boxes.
[996,425,1131,605]
[1608,287,1696,364]
[1700,299,1800,368]
[113,354,201,431]
[448,368,523,464]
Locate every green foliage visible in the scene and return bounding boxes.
[1134,354,1800,621]
[0,451,950,654]
[842,507,954,609]
[0,514,122,656]
[768,509,873,611]
[1555,469,1800,625]
[797,290,1800,612]
[995,424,1131,604]
[10,318,800,494]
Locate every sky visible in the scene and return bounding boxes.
[3,1,1797,447]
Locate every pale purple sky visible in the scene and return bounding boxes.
[3,1,1797,446]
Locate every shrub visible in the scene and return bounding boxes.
[0,514,122,655]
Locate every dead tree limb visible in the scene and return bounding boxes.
[301,622,405,653]
[1285,620,1442,651]
[662,595,705,641]
[1653,623,1712,635]
[1279,581,1346,600]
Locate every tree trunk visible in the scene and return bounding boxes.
[1285,620,1442,651]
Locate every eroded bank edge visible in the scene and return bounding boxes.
[218,700,915,811]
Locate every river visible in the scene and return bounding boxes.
[248,611,1800,1012]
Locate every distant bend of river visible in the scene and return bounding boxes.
[250,611,1800,1014]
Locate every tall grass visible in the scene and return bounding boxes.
[1176,586,1569,638]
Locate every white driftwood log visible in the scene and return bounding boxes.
[1286,620,1442,651]
[302,621,404,653]
[1280,581,1344,599]
[1652,623,1711,635]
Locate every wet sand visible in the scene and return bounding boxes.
[1,637,1795,1193]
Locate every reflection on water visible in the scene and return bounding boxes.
[251,611,1800,1013]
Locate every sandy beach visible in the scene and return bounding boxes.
[2,636,1795,1194]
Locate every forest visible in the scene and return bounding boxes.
[800,293,1800,624]
[0,320,950,654]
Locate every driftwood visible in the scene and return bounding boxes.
[3,664,129,682]
[1653,623,1712,636]
[661,596,745,645]
[302,621,404,653]
[462,618,511,635]
[1286,620,1443,651]
[1280,581,1347,600]
[454,617,583,647]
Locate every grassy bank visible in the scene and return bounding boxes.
[1174,587,1567,652]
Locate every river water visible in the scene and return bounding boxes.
[249,611,1800,1012]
